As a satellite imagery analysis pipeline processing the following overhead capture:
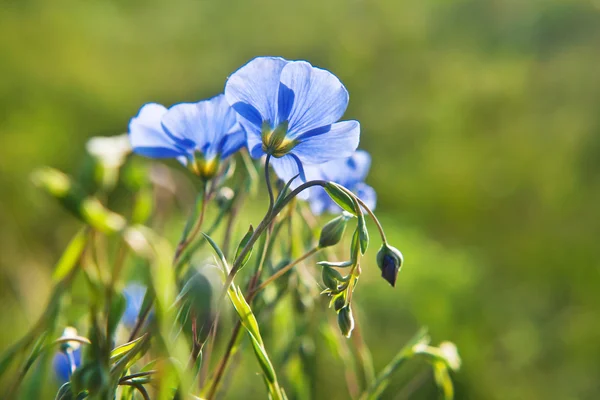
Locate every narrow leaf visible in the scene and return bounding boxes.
[202,233,230,275]
[52,228,88,282]
[234,225,254,270]
[110,335,146,364]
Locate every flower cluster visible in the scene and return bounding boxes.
[9,56,452,400]
[128,56,372,208]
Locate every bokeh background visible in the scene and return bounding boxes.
[1,0,600,398]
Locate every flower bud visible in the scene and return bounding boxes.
[318,213,351,248]
[333,295,346,312]
[337,305,355,338]
[322,266,344,290]
[376,243,403,287]
[215,187,234,208]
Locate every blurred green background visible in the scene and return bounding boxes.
[1,0,600,398]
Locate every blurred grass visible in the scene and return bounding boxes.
[1,0,600,398]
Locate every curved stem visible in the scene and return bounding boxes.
[334,183,388,244]
[251,247,319,295]
[120,381,151,400]
[354,196,387,244]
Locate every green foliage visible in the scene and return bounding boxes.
[1,0,599,399]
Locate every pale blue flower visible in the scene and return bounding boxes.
[225,57,360,183]
[128,94,246,179]
[122,283,147,329]
[52,347,82,383]
[305,150,376,215]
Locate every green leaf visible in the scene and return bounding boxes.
[227,285,284,399]
[109,335,147,365]
[234,225,254,270]
[55,382,74,400]
[324,183,357,215]
[273,173,300,209]
[359,328,430,400]
[52,228,88,282]
[202,232,230,275]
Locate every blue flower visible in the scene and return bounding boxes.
[305,150,376,215]
[52,347,82,384]
[128,94,246,179]
[121,283,148,329]
[224,57,360,183]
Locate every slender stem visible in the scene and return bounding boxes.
[174,182,208,262]
[128,295,154,342]
[251,247,319,295]
[221,191,245,257]
[354,196,387,244]
[199,316,219,388]
[201,179,329,399]
[205,322,242,400]
[264,154,275,213]
[106,240,129,337]
[120,382,151,400]
[205,246,319,399]
[206,225,273,399]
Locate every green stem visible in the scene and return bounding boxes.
[264,154,275,213]
[174,181,208,262]
[337,184,387,244]
[251,247,319,295]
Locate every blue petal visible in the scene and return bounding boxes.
[307,187,330,215]
[271,154,306,182]
[128,103,188,158]
[354,182,377,212]
[161,94,238,159]
[52,348,82,383]
[238,118,264,158]
[225,57,289,127]
[292,120,360,164]
[320,149,372,184]
[219,129,247,159]
[279,61,349,138]
[122,283,147,329]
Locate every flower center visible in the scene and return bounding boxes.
[190,151,219,180]
[261,121,297,158]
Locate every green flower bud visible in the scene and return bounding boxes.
[318,213,352,248]
[337,305,355,338]
[322,266,344,290]
[376,243,403,287]
[333,295,346,312]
